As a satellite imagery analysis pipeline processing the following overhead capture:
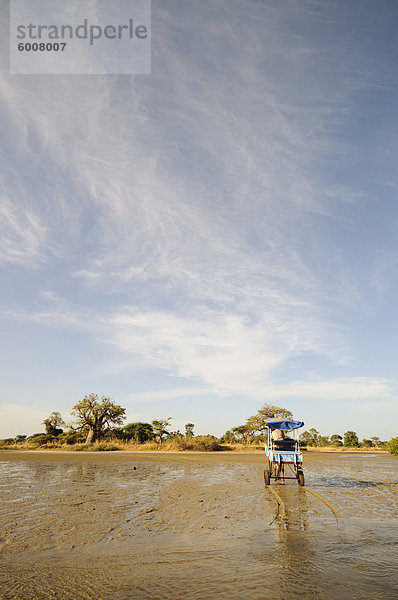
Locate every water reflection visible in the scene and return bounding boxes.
[273,489,324,596]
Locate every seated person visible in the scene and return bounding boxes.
[271,429,295,450]
[271,428,284,441]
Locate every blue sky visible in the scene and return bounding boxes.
[1,0,398,440]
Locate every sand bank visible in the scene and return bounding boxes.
[1,450,397,599]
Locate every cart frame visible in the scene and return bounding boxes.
[263,418,305,486]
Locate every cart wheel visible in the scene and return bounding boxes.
[264,468,270,486]
[298,470,305,486]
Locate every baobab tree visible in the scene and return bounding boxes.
[71,394,126,443]
[43,411,65,436]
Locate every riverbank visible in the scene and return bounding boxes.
[305,446,388,453]
[0,443,389,454]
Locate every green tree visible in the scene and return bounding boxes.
[166,430,183,441]
[43,411,65,436]
[57,430,85,445]
[152,418,172,443]
[232,425,252,444]
[330,434,343,446]
[28,433,52,447]
[245,403,293,438]
[185,423,195,438]
[361,439,373,447]
[219,429,238,444]
[387,437,398,455]
[71,394,126,443]
[15,434,27,443]
[193,435,221,451]
[371,436,380,447]
[123,422,154,443]
[344,430,359,447]
[300,428,320,447]
[318,435,330,447]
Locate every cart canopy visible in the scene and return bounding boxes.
[264,418,304,430]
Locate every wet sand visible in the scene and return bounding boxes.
[0,450,397,599]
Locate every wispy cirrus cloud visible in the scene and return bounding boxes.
[1,1,396,438]
[0,0,366,294]
[0,196,47,266]
[2,298,391,403]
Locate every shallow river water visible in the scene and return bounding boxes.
[0,450,397,600]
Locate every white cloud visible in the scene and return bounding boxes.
[104,306,345,397]
[0,0,365,300]
[1,0,395,440]
[0,196,47,267]
[0,293,354,402]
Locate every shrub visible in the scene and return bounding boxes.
[361,439,374,447]
[70,442,121,452]
[122,422,154,443]
[106,427,124,440]
[70,444,92,451]
[387,437,398,455]
[58,431,86,445]
[190,435,222,451]
[0,438,15,446]
[177,438,196,451]
[344,431,359,447]
[28,433,54,447]
[94,443,120,451]
[219,430,238,444]
[330,434,343,447]
[0,439,17,449]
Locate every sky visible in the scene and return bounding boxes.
[1,0,398,441]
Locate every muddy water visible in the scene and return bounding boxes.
[0,451,397,600]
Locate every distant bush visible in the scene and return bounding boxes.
[58,431,86,445]
[0,438,15,446]
[183,435,222,451]
[361,439,374,448]
[70,442,121,452]
[0,442,15,449]
[219,430,238,444]
[28,433,54,448]
[344,431,359,447]
[330,434,343,447]
[387,437,398,455]
[95,443,120,451]
[70,444,91,451]
[196,435,222,451]
[177,438,196,451]
[122,422,154,443]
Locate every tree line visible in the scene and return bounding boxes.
[299,428,387,449]
[1,394,397,454]
[0,394,217,450]
[218,408,391,449]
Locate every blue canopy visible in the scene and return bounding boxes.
[264,418,304,430]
